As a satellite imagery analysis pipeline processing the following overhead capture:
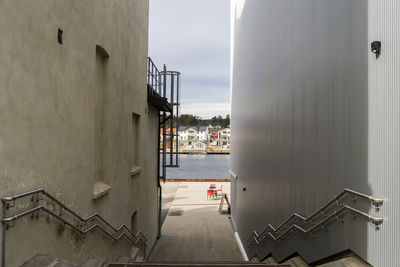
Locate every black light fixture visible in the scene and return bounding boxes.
[371,41,381,59]
[57,28,63,45]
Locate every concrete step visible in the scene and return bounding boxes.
[21,254,78,267]
[250,257,261,263]
[316,256,372,267]
[282,256,309,267]
[82,257,109,267]
[109,262,290,267]
[263,257,278,264]
[128,246,145,263]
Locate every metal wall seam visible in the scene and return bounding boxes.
[368,0,400,266]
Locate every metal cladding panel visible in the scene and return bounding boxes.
[230,0,379,264]
[367,1,400,266]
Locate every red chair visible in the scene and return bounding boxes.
[207,189,215,200]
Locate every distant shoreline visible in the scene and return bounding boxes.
[163,178,231,182]
[160,151,230,155]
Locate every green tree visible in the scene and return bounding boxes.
[211,114,230,128]
[221,114,230,128]
[178,114,201,126]
[211,116,219,127]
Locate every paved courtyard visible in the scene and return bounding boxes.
[150,182,242,261]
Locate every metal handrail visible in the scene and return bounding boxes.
[1,189,147,249]
[2,205,144,245]
[147,57,163,96]
[247,189,384,248]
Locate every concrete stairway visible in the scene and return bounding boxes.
[315,255,372,267]
[250,253,371,267]
[109,263,290,267]
[251,255,308,267]
[282,256,309,267]
[21,247,144,267]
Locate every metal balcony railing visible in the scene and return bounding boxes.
[247,188,384,248]
[1,189,147,267]
[147,57,181,238]
[147,57,180,179]
[147,57,163,97]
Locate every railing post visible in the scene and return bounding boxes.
[175,73,180,166]
[163,65,166,98]
[169,73,174,164]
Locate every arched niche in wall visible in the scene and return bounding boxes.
[93,44,111,200]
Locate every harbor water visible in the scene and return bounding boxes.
[163,154,230,179]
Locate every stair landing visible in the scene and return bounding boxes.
[149,182,241,261]
[109,262,290,267]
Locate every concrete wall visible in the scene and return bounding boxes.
[230,0,371,264]
[0,1,159,266]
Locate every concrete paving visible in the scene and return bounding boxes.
[149,182,242,262]
[161,182,181,226]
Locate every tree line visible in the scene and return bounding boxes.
[177,114,230,128]
[210,115,230,128]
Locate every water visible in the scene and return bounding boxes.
[165,154,230,178]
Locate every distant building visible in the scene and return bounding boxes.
[207,127,220,136]
[182,140,207,151]
[209,132,219,146]
[176,125,230,152]
[217,128,230,146]
[160,128,177,141]
[178,126,208,142]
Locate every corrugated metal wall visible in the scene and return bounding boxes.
[367,1,400,266]
[230,0,400,265]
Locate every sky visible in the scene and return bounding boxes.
[149,0,230,119]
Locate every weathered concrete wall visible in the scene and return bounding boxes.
[0,0,159,266]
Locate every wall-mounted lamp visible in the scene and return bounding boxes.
[371,41,381,59]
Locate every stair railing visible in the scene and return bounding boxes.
[247,188,384,248]
[1,189,147,267]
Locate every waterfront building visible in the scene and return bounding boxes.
[231,0,400,266]
[160,128,177,142]
[178,126,208,142]
[208,128,230,148]
[179,127,197,141]
[207,127,220,142]
[197,126,209,142]
[208,132,219,146]
[182,140,207,152]
[177,126,231,150]
[216,128,230,146]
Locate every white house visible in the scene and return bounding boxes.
[197,126,208,141]
[217,128,230,146]
[177,126,230,149]
[178,126,208,142]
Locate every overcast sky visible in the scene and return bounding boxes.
[149,0,230,119]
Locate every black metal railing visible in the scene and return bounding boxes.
[147,57,181,238]
[147,57,180,177]
[147,57,163,97]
